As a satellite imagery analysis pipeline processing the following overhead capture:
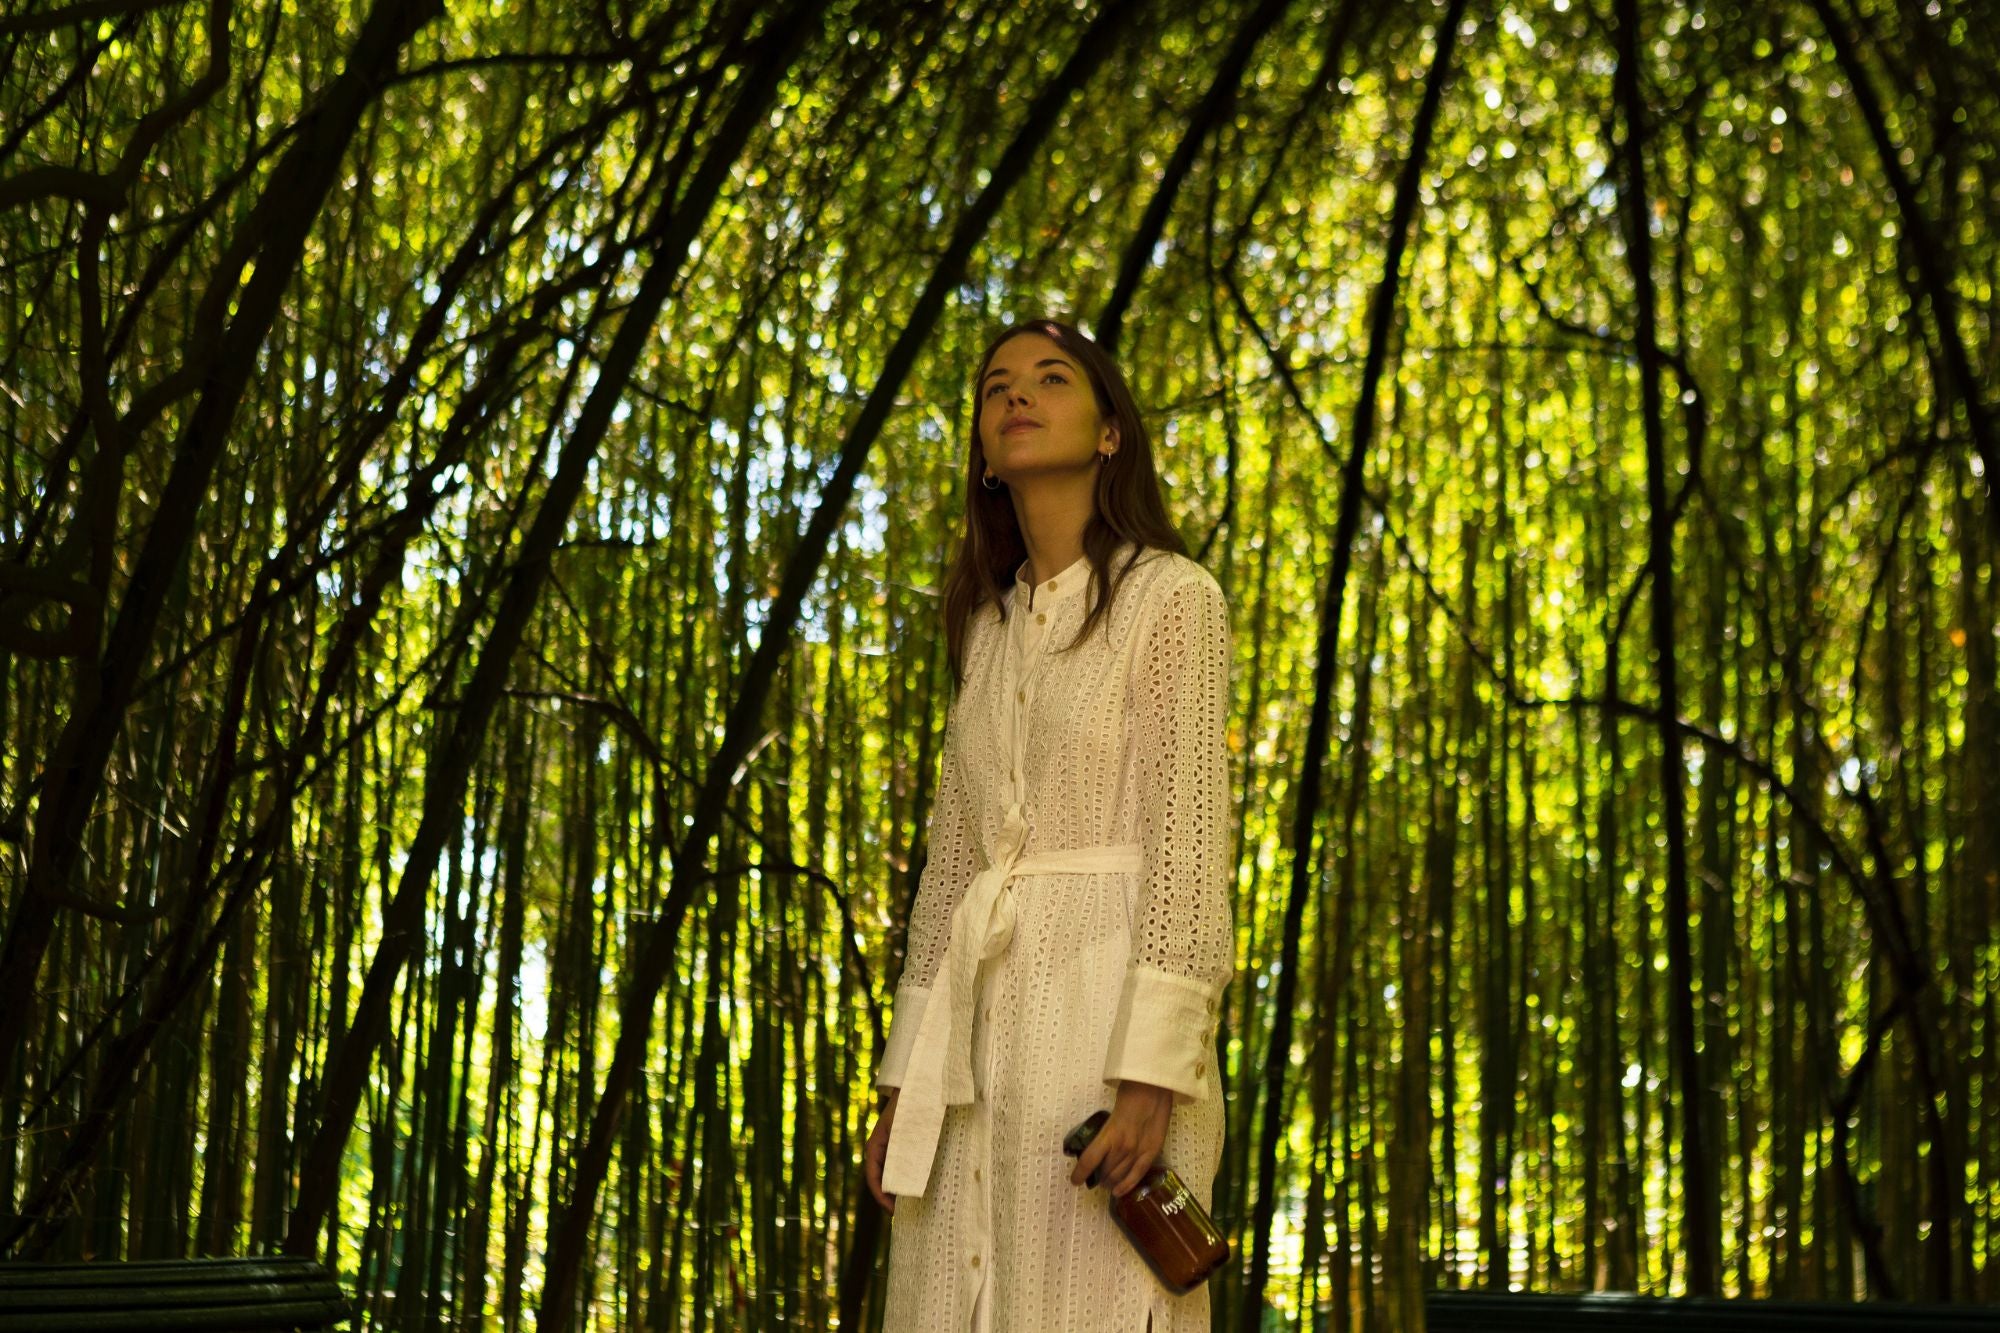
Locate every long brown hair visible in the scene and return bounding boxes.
[939,317,1189,691]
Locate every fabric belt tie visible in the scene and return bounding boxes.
[881,797,1142,1198]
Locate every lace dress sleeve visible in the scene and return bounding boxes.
[874,703,982,1092]
[1101,567,1237,1105]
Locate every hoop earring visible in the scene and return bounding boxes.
[982,472,1002,490]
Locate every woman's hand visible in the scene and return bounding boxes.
[865,1089,900,1214]
[1069,1080,1174,1197]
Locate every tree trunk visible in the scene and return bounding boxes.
[1240,0,1467,1321]
[1094,0,1300,355]
[0,0,444,1087]
[1610,0,1717,1292]
[1806,0,1999,543]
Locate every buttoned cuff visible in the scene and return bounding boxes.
[1101,964,1219,1105]
[874,984,931,1091]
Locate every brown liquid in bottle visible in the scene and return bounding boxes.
[1063,1109,1232,1295]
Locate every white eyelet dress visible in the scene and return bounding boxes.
[875,539,1236,1333]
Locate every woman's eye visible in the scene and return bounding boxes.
[985,373,1065,398]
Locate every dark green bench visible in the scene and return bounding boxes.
[1425,1290,1999,1330]
[0,1256,353,1331]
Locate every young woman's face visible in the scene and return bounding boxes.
[976,331,1117,483]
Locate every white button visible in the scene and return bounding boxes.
[1036,612,1046,624]
[974,1166,982,1180]
[971,1254,981,1268]
[1017,690,1025,702]
[1047,578,1056,589]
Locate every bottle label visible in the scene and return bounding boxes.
[1159,1183,1190,1216]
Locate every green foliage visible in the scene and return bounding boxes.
[1,0,1997,1327]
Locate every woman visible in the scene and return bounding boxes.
[863,317,1237,1332]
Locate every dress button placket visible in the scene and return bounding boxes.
[975,587,1041,1332]
[971,1094,993,1326]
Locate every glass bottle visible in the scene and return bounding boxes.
[1063,1109,1232,1294]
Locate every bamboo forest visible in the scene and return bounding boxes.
[1,0,1997,1327]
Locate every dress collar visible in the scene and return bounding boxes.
[1008,539,1136,612]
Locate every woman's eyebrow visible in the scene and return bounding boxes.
[983,357,1075,384]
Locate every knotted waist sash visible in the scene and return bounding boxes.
[881,797,1143,1198]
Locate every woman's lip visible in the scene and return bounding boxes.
[1003,421,1040,433]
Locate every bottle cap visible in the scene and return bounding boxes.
[1062,1109,1111,1157]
